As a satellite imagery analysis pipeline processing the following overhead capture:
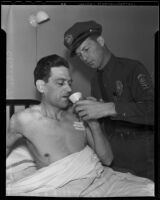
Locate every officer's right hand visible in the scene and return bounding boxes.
[86,96,97,101]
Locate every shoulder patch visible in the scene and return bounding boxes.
[137,74,152,90]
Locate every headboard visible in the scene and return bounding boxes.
[6,99,40,118]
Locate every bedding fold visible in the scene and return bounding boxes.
[6,145,154,197]
[6,146,103,195]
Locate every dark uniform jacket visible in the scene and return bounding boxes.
[91,54,154,135]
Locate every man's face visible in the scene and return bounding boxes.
[75,37,104,69]
[43,66,72,109]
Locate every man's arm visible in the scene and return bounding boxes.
[76,63,154,125]
[6,114,23,157]
[74,100,116,121]
[85,120,113,166]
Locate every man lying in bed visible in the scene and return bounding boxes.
[6,54,113,169]
[6,54,154,197]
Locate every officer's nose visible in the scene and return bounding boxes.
[81,53,88,62]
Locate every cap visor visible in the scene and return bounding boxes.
[69,30,101,58]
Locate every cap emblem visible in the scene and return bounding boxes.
[64,34,73,46]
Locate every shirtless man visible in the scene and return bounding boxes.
[6,54,113,169]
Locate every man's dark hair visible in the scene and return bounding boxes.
[34,54,69,85]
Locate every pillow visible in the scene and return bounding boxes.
[6,146,37,183]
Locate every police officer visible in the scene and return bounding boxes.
[64,20,154,180]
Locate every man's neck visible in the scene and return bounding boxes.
[40,102,64,121]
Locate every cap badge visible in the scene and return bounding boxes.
[64,34,73,46]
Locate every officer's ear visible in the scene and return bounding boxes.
[97,36,105,47]
[36,80,46,93]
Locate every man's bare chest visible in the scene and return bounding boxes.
[23,116,86,141]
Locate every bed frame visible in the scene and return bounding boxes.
[6,99,40,118]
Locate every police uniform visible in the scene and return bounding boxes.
[64,21,154,180]
[91,54,154,180]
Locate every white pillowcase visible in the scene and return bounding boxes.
[6,146,37,183]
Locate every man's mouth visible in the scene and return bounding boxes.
[62,95,70,100]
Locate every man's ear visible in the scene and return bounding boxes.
[36,80,46,93]
[97,36,105,47]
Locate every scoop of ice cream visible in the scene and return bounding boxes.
[69,92,82,103]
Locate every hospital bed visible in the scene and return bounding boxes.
[6,99,154,197]
[6,99,40,118]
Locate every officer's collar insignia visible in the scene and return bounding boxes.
[64,34,73,46]
[137,74,150,90]
[116,80,123,96]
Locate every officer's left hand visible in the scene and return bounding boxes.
[74,100,116,120]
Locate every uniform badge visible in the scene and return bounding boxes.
[137,74,151,90]
[64,34,73,46]
[115,80,123,96]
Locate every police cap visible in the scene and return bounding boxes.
[64,20,102,57]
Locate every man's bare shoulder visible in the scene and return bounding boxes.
[13,105,42,124]
[8,109,28,134]
[65,106,79,121]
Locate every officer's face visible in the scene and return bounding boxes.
[75,36,105,69]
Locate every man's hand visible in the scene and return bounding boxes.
[74,99,117,120]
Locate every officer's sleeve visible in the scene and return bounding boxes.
[111,62,154,125]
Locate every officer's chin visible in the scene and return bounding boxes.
[90,64,98,69]
[86,63,95,68]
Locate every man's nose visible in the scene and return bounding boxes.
[66,84,72,92]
